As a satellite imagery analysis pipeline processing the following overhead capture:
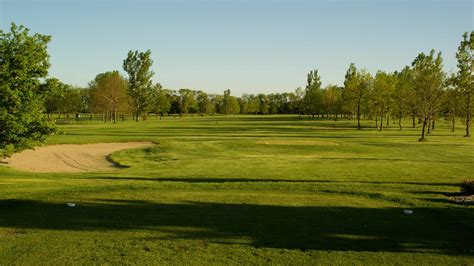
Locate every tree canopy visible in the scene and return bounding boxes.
[89,71,129,122]
[123,50,155,121]
[0,23,56,155]
[411,50,445,141]
[455,31,473,137]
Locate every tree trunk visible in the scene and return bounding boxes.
[412,113,416,128]
[398,111,402,131]
[427,118,431,134]
[135,113,139,122]
[379,113,384,131]
[386,115,389,126]
[431,119,435,131]
[465,93,471,137]
[451,114,455,132]
[375,116,378,128]
[357,97,361,130]
[419,118,427,141]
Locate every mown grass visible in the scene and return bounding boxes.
[0,115,473,264]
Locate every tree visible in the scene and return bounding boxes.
[393,67,418,129]
[257,94,269,115]
[444,77,460,132]
[123,50,154,121]
[412,50,445,141]
[222,89,240,115]
[89,71,129,123]
[42,79,88,122]
[343,63,372,129]
[372,71,396,131]
[42,77,68,117]
[61,87,87,120]
[178,89,196,114]
[293,87,305,119]
[152,84,171,118]
[267,93,279,114]
[279,92,293,114]
[243,94,260,115]
[0,23,56,155]
[322,85,342,119]
[211,94,224,114]
[393,67,413,130]
[455,31,474,137]
[304,70,323,118]
[197,91,212,115]
[168,91,181,114]
[78,87,91,116]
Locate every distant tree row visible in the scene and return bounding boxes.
[40,31,474,142]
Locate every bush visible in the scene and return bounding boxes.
[460,180,474,195]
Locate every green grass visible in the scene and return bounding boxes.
[0,115,473,265]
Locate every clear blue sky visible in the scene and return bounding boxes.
[1,0,472,95]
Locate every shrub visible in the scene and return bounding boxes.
[460,180,474,195]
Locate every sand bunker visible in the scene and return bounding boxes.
[256,140,338,146]
[3,142,154,173]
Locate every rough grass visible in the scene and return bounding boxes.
[0,115,473,264]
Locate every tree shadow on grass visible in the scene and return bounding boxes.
[86,176,461,187]
[0,199,472,254]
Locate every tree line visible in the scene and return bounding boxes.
[1,23,472,155]
[44,31,472,141]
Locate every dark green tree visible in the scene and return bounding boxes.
[42,77,68,117]
[455,31,473,137]
[0,23,56,155]
[152,84,171,118]
[197,91,211,115]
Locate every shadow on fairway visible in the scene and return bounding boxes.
[0,199,472,254]
[86,176,461,187]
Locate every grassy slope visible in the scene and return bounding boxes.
[0,115,473,265]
